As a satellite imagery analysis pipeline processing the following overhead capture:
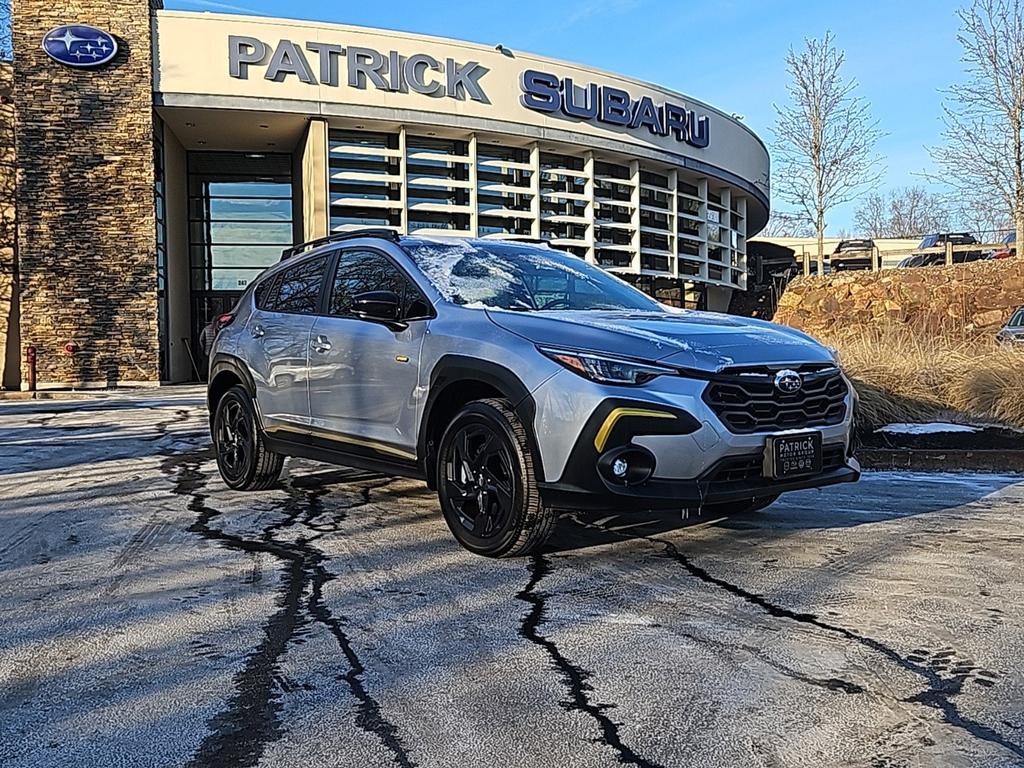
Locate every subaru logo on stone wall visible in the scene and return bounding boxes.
[42,25,118,68]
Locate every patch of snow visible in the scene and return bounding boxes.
[877,422,981,435]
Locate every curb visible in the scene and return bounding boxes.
[0,391,106,401]
[859,448,1024,473]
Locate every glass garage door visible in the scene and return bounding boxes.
[187,152,293,377]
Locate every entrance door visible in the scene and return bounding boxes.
[190,291,240,380]
[187,151,294,380]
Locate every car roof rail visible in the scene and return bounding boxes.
[490,236,554,247]
[280,228,402,260]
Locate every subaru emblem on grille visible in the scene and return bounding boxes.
[774,369,803,394]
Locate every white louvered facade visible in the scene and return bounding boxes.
[328,127,748,291]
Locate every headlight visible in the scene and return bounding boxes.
[538,347,676,385]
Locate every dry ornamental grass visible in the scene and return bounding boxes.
[826,327,1024,433]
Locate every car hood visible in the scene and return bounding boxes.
[485,309,835,372]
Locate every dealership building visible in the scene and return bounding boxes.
[1,2,770,388]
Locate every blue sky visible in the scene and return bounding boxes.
[166,0,970,234]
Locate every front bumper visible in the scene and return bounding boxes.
[530,366,859,511]
[539,457,861,511]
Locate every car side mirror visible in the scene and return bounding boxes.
[352,290,403,325]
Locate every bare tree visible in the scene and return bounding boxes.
[955,194,1013,238]
[761,210,814,238]
[854,186,949,238]
[854,192,888,239]
[930,0,1024,248]
[773,32,884,272]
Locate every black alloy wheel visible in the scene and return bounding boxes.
[443,422,517,539]
[213,385,284,491]
[437,399,557,557]
[216,395,250,484]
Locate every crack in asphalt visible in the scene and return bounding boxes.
[517,554,669,768]
[146,408,197,441]
[676,629,867,696]
[160,451,416,768]
[569,516,1023,762]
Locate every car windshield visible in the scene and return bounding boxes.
[402,239,662,312]
[836,240,871,251]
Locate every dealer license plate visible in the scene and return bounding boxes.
[763,431,822,479]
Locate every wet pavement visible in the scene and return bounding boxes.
[1,390,1023,767]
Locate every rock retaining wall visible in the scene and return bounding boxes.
[774,259,1024,340]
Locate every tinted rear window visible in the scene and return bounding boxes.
[254,274,279,310]
[271,256,328,314]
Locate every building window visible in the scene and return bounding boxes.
[329,129,402,231]
[406,134,471,234]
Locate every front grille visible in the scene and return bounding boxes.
[703,445,847,484]
[703,364,849,434]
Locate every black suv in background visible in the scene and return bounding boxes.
[900,233,985,268]
[829,239,875,271]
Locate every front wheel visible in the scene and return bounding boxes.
[213,385,284,490]
[436,398,557,557]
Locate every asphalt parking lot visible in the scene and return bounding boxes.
[1,390,1023,767]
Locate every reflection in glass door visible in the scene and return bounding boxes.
[187,152,293,378]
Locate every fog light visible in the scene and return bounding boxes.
[597,446,656,486]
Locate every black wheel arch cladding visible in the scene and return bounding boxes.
[419,355,541,488]
[208,354,258,438]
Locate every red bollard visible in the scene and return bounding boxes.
[25,345,37,392]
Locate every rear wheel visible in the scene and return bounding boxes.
[436,398,557,557]
[213,385,284,490]
[702,494,780,516]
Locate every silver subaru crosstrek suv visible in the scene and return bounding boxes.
[207,230,859,557]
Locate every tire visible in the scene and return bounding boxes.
[213,385,284,491]
[436,398,557,557]
[702,494,780,516]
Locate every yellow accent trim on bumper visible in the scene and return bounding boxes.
[265,424,417,461]
[593,408,676,452]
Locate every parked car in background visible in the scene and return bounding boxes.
[903,233,985,267]
[996,306,1024,345]
[829,239,875,271]
[989,232,1016,260]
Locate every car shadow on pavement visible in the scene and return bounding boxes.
[542,470,1024,553]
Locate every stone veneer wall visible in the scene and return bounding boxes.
[774,258,1024,340]
[0,63,17,389]
[13,0,161,387]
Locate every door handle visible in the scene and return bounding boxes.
[251,324,265,339]
[312,334,332,353]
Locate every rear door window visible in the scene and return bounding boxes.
[254,273,280,310]
[272,256,328,315]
